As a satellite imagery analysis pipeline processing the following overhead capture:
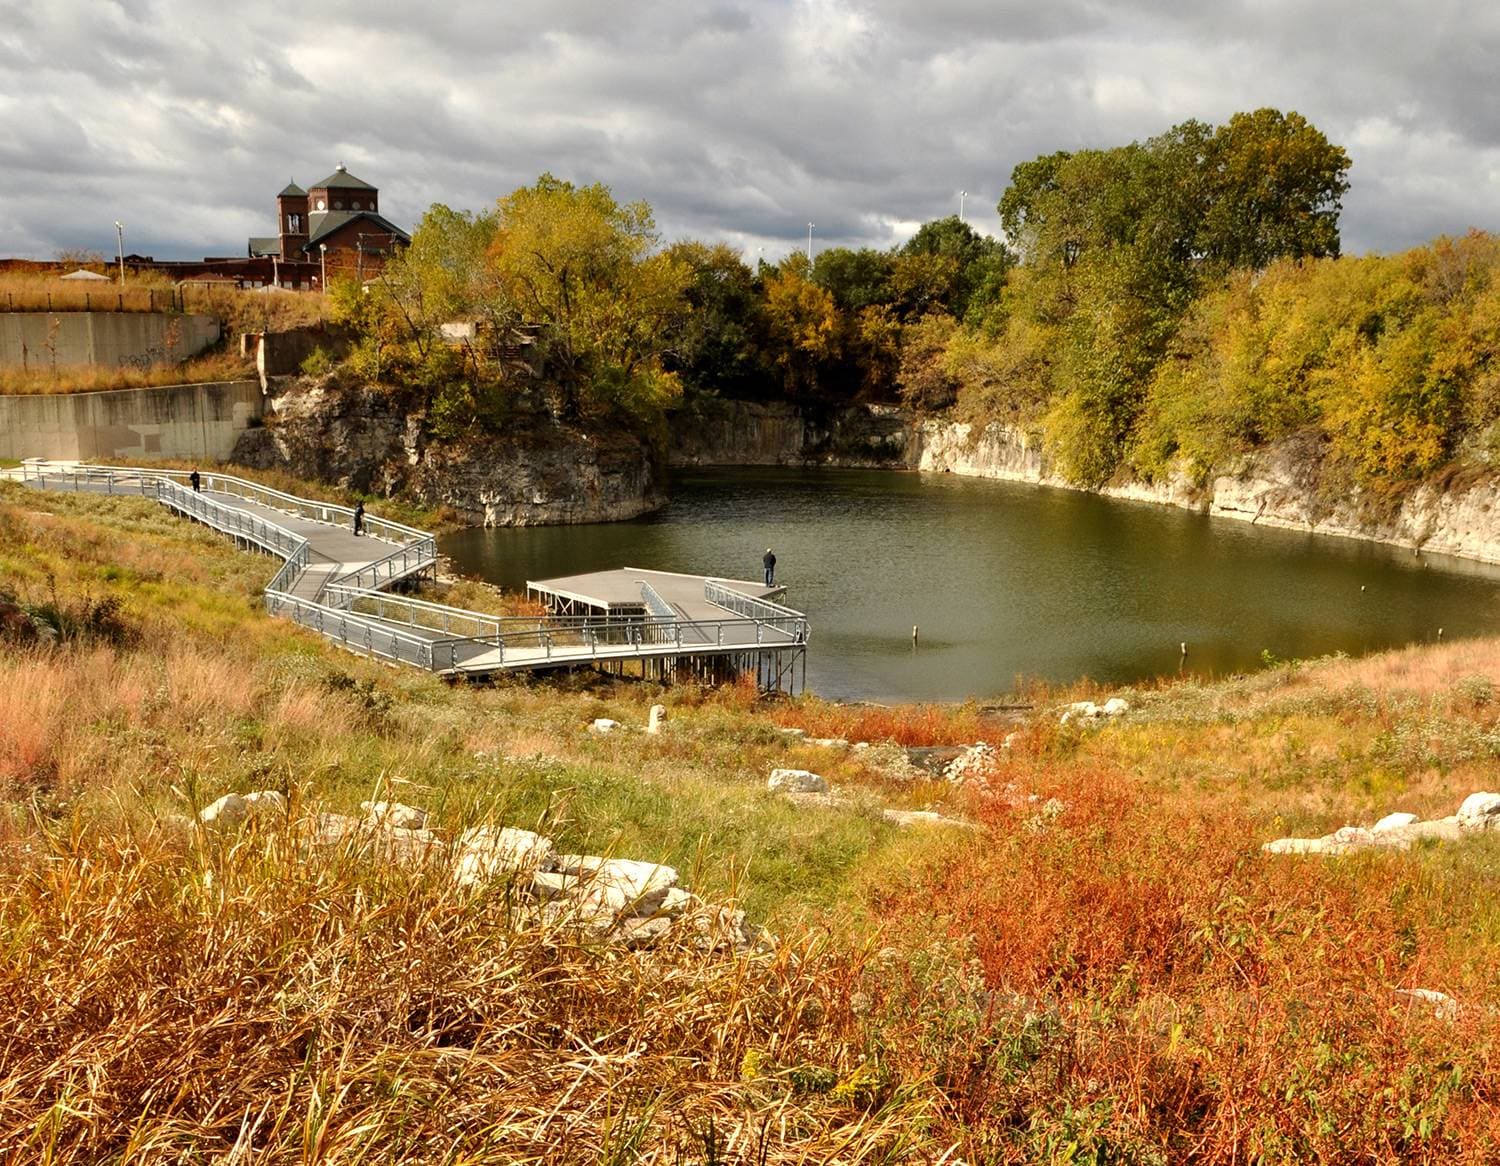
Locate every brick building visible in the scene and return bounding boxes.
[248,164,410,284]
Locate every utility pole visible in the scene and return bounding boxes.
[320,243,327,292]
[114,221,125,285]
[806,222,814,263]
[959,190,967,221]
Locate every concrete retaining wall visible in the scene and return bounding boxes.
[0,313,220,369]
[0,380,263,461]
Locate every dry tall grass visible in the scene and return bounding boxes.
[0,827,926,1164]
[9,481,1500,1159]
[0,350,255,396]
[0,273,329,335]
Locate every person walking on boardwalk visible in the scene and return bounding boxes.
[353,502,365,537]
[763,547,776,587]
[189,469,201,493]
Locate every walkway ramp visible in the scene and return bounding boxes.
[9,460,810,691]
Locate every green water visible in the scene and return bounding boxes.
[439,467,1500,702]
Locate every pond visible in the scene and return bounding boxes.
[439,467,1500,702]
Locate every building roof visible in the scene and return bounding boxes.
[248,237,282,258]
[59,268,111,281]
[303,210,411,250]
[309,164,376,192]
[278,181,306,197]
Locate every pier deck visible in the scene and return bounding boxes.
[8,460,809,691]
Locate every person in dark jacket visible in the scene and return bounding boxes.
[353,502,365,536]
[189,469,201,492]
[763,547,776,587]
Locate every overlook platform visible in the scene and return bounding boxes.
[7,459,810,692]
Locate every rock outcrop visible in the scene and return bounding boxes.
[234,376,665,526]
[1263,792,1500,855]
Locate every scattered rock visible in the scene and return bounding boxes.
[659,886,699,917]
[905,745,969,776]
[198,790,285,829]
[614,915,675,948]
[243,790,288,816]
[1394,987,1460,1020]
[310,811,442,866]
[1263,794,1497,856]
[857,742,923,781]
[1059,702,1096,725]
[1101,697,1130,716]
[807,737,851,749]
[362,800,427,830]
[588,718,622,734]
[551,855,679,916]
[199,793,248,828]
[454,825,556,886]
[1457,791,1500,826]
[776,726,807,739]
[943,742,999,785]
[645,704,667,734]
[768,768,829,794]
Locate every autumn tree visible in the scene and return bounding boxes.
[762,254,838,398]
[487,174,691,422]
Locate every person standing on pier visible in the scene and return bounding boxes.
[189,469,200,493]
[763,547,776,587]
[353,502,365,537]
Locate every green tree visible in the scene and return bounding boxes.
[900,215,1012,320]
[662,241,773,399]
[488,174,690,422]
[1198,109,1351,271]
[811,248,893,312]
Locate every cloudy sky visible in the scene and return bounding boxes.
[1,0,1497,263]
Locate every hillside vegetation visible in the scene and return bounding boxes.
[327,107,1500,515]
[5,481,1500,1160]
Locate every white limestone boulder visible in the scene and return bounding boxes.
[1101,697,1130,716]
[1457,792,1500,827]
[768,768,829,794]
[200,793,248,827]
[453,825,556,886]
[551,854,679,916]
[646,704,667,734]
[199,789,287,828]
[588,718,622,734]
[1372,812,1418,833]
[362,800,427,830]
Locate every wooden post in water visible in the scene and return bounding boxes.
[912,625,919,647]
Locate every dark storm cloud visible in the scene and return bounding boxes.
[1,0,1498,261]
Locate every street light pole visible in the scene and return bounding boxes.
[959,190,967,221]
[319,243,327,292]
[114,221,125,285]
[806,222,814,264]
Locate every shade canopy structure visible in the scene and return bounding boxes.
[59,269,111,281]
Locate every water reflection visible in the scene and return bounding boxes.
[439,468,1500,701]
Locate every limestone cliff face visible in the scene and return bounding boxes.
[669,398,1500,566]
[233,377,665,527]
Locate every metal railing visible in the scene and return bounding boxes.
[17,461,427,548]
[17,459,811,678]
[265,590,450,668]
[321,583,505,639]
[703,579,810,642]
